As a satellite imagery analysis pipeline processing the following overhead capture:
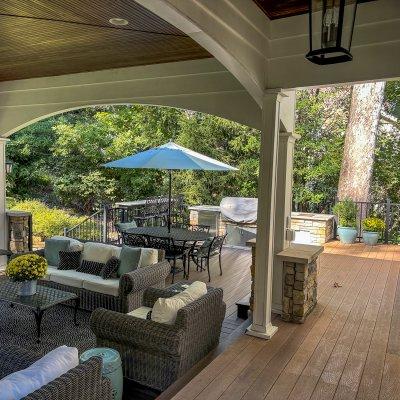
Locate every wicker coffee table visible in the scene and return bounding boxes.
[0,280,79,342]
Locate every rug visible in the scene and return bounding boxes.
[0,301,95,356]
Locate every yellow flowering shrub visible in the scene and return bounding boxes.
[6,254,48,282]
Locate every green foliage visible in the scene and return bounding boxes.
[384,81,400,120]
[6,105,259,212]
[10,200,84,239]
[362,216,385,232]
[333,198,358,227]
[294,88,350,210]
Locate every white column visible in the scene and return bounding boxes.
[246,90,284,340]
[272,130,300,313]
[0,139,8,266]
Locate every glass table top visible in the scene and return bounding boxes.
[0,280,77,311]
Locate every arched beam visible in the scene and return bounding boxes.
[0,58,261,137]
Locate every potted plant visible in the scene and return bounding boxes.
[333,198,358,244]
[6,253,48,296]
[362,216,385,246]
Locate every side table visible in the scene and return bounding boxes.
[80,347,123,400]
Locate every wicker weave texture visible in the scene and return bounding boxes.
[0,347,112,400]
[90,285,226,391]
[39,260,171,313]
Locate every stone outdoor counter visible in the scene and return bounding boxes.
[277,243,323,323]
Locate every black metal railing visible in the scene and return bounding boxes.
[352,199,400,244]
[63,196,188,243]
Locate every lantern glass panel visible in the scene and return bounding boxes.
[307,0,358,65]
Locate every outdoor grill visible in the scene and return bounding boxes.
[220,197,258,247]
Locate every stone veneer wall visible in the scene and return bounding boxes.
[282,258,317,323]
[291,215,334,245]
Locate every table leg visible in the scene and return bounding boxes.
[73,297,80,326]
[33,309,44,343]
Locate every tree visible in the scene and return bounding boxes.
[294,87,350,211]
[338,82,386,202]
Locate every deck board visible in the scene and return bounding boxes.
[164,242,400,400]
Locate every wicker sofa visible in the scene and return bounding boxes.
[36,239,171,313]
[90,284,226,391]
[0,346,112,400]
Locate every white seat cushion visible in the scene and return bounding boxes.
[81,242,120,264]
[82,275,120,297]
[151,281,207,325]
[49,269,85,288]
[127,306,152,320]
[151,296,187,325]
[181,281,207,303]
[41,266,57,281]
[0,346,78,400]
[138,248,159,268]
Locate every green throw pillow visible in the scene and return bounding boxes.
[117,245,142,277]
[44,239,70,267]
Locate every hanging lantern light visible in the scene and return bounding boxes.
[306,0,358,65]
[5,160,13,174]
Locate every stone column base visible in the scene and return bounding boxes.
[282,259,317,323]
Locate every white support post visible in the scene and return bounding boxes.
[0,139,8,267]
[272,130,300,313]
[246,90,284,340]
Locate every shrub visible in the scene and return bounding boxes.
[6,254,47,281]
[10,200,85,239]
[333,198,358,228]
[362,216,385,232]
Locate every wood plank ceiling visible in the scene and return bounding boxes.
[0,0,211,82]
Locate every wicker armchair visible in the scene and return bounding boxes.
[0,346,112,400]
[90,284,226,391]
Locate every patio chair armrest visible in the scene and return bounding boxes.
[25,357,112,400]
[119,261,170,295]
[90,308,183,356]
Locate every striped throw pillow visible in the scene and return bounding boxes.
[100,256,120,280]
[58,250,82,270]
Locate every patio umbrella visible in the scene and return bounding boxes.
[103,141,237,232]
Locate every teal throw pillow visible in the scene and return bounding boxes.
[118,245,142,277]
[44,239,70,267]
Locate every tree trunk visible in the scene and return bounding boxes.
[338,82,386,202]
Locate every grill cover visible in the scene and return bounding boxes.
[220,197,258,224]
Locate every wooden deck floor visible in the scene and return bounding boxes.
[166,241,400,400]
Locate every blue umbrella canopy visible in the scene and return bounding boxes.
[103,141,238,171]
[104,141,237,231]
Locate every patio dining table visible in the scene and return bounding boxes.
[125,226,211,242]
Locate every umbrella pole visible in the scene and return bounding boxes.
[168,170,172,233]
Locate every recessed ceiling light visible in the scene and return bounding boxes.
[109,18,129,26]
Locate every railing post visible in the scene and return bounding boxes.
[63,227,68,237]
[102,205,108,243]
[384,198,390,244]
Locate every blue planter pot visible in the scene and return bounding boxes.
[363,231,379,246]
[337,226,357,244]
